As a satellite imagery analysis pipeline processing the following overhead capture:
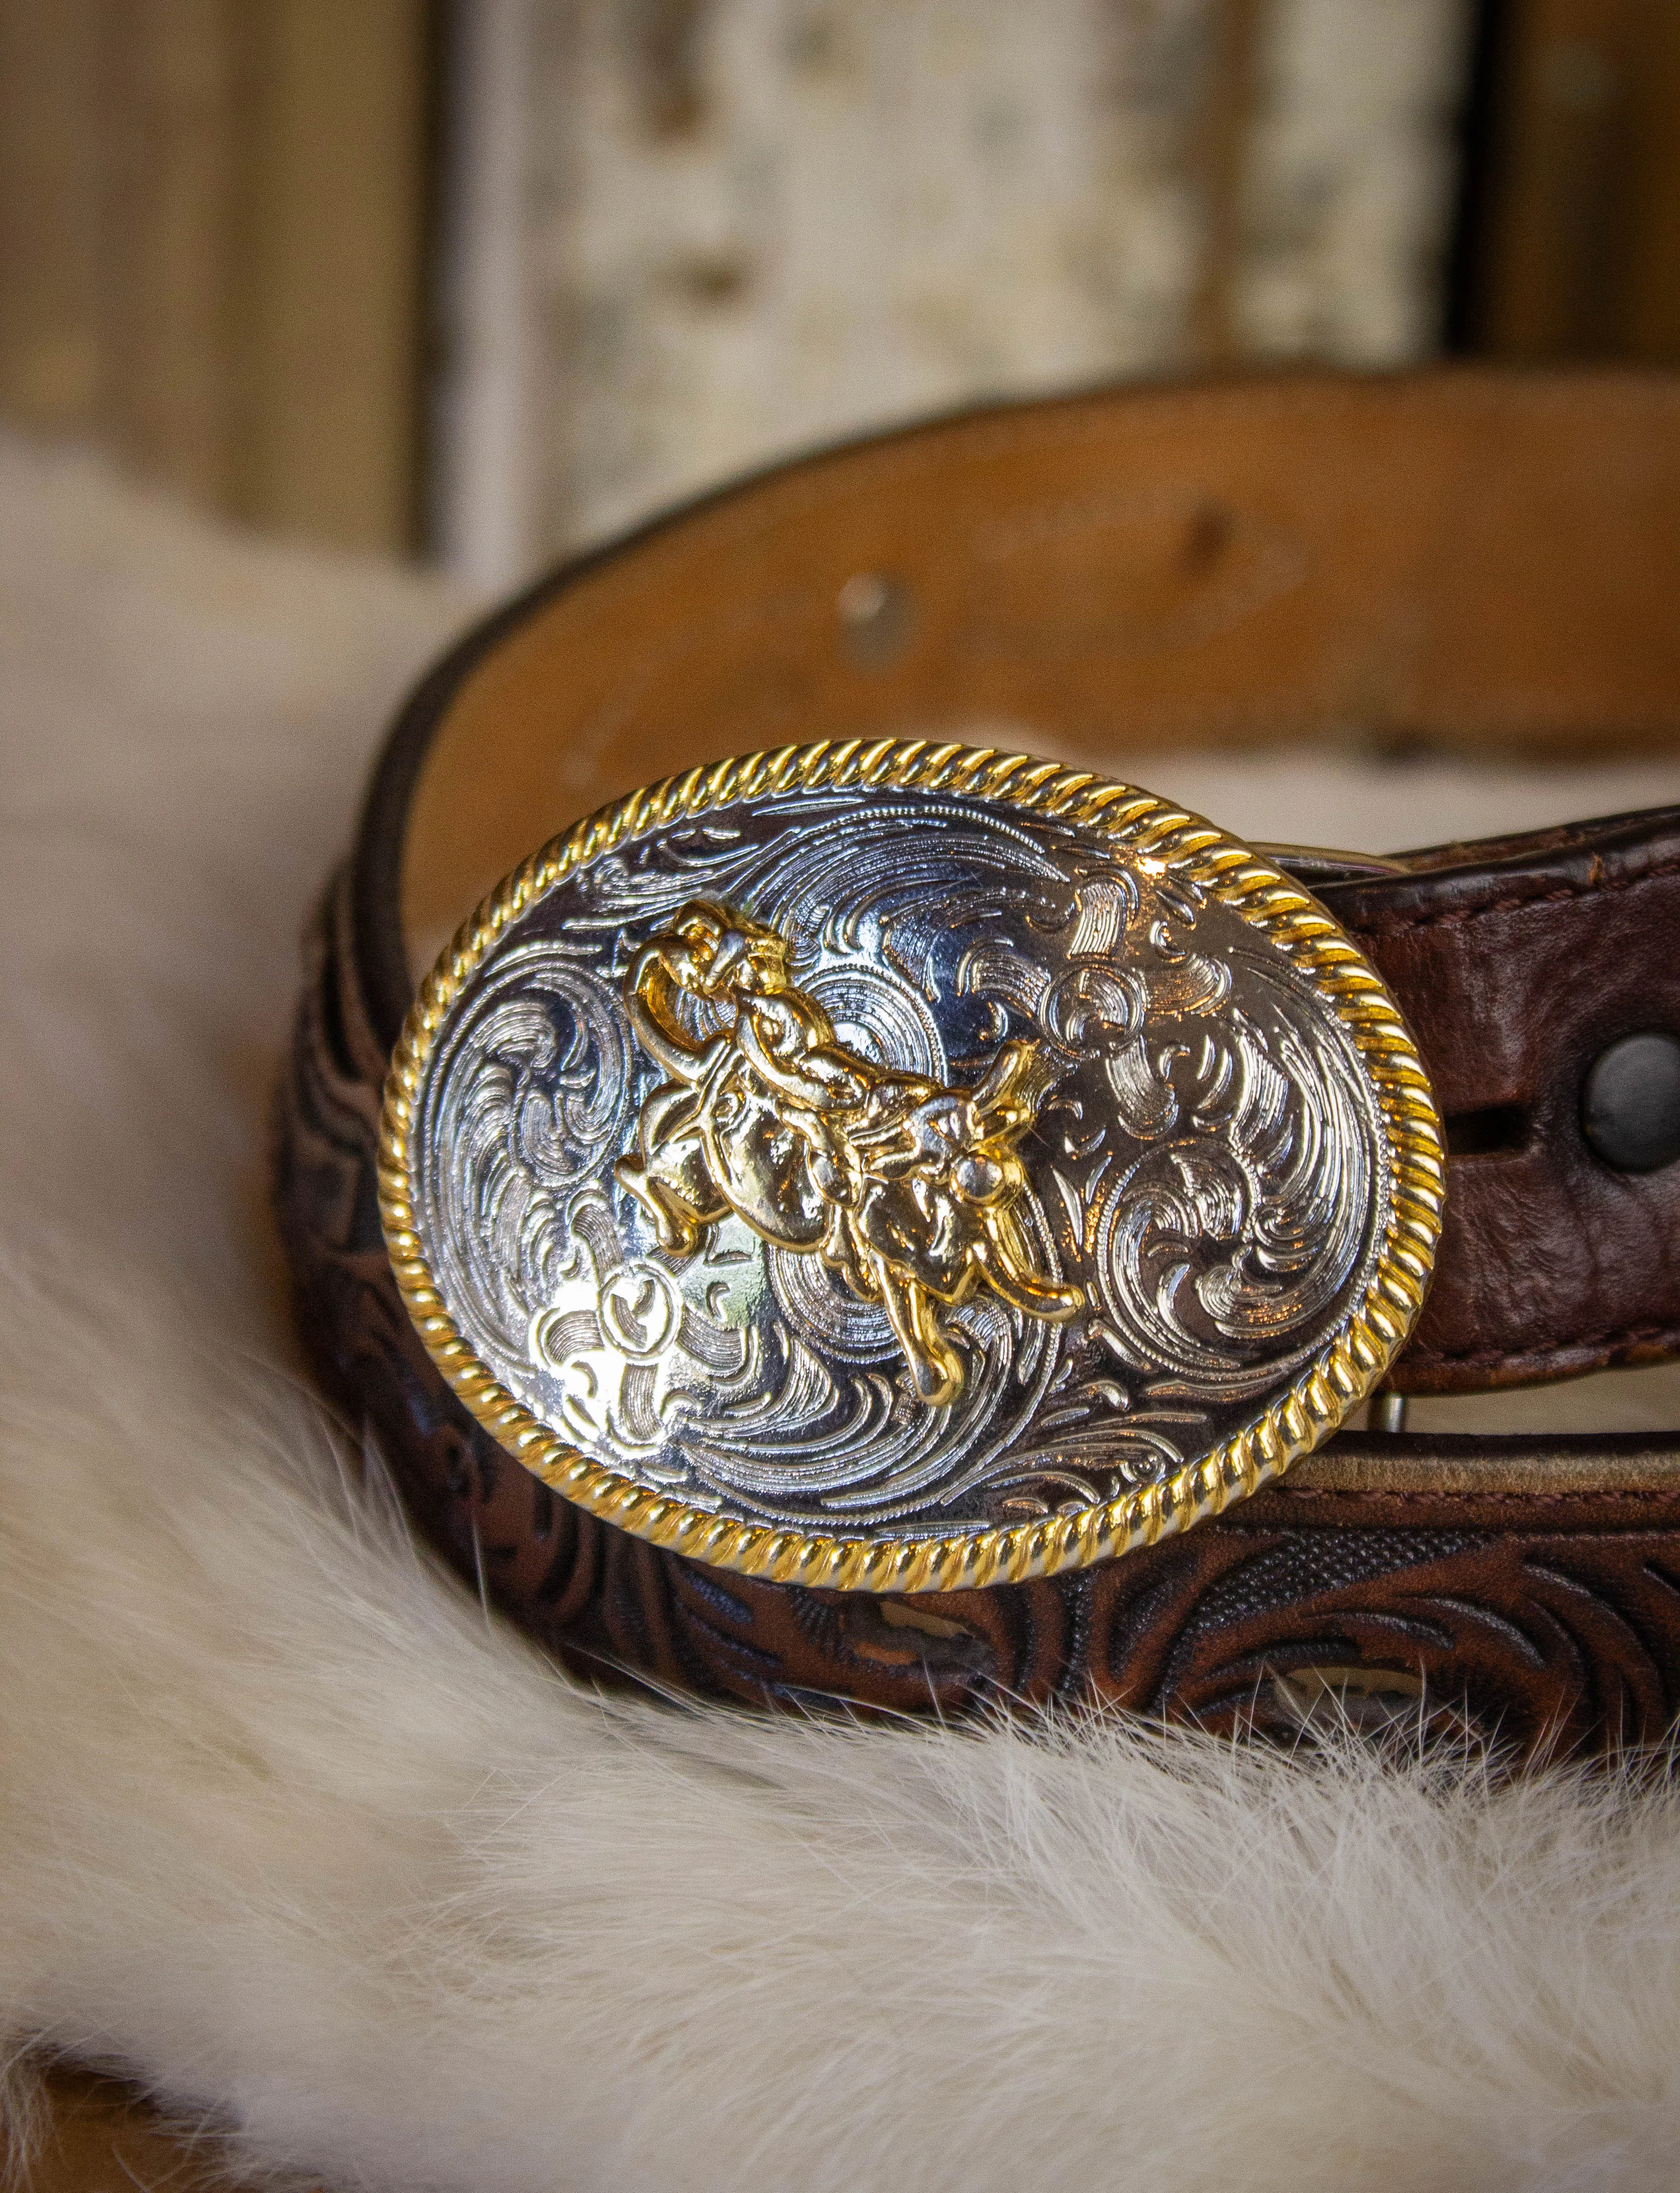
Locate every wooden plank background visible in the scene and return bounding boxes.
[0,8,1676,583]
[0,0,1480,570]
[0,0,431,554]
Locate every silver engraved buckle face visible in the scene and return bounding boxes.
[381,742,1442,1594]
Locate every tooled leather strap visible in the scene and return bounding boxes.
[276,366,1680,1748]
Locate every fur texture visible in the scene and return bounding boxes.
[7,432,1680,2191]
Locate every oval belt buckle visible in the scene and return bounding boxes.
[380,741,1443,1594]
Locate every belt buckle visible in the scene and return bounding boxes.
[380,741,1442,1593]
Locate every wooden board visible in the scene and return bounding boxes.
[0,0,432,553]
[1464,0,1680,357]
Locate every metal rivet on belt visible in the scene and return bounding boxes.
[1582,1030,1680,1175]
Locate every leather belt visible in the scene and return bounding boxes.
[274,366,1680,1751]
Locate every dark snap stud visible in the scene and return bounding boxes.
[1581,1031,1680,1174]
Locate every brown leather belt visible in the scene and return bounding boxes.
[274,366,1680,1752]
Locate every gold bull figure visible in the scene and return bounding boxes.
[613,901,1084,1407]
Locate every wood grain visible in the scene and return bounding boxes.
[1470,0,1680,359]
[0,0,432,552]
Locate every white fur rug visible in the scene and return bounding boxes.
[9,431,1680,2193]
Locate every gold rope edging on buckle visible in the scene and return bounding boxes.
[378,737,1444,1595]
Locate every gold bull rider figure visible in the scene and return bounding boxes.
[614,901,1084,1406]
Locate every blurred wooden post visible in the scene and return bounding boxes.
[0,0,432,554]
[238,0,433,551]
[102,0,250,510]
[0,0,105,431]
[1461,0,1680,359]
